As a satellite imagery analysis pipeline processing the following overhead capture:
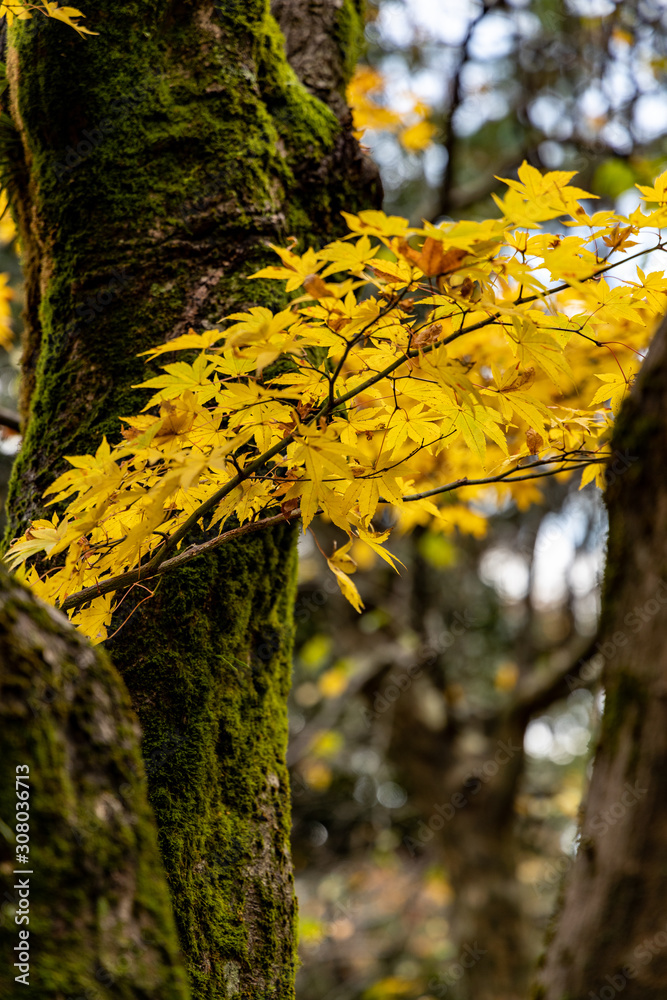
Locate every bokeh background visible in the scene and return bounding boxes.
[287,2,667,998]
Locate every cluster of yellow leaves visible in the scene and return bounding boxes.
[7,162,667,642]
[347,65,438,154]
[0,1,96,36]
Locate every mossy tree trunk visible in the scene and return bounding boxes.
[538,317,667,998]
[0,565,191,999]
[2,2,378,996]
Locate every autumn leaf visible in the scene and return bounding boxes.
[525,428,544,455]
[398,238,468,278]
[326,540,364,611]
[7,163,664,622]
[412,322,442,350]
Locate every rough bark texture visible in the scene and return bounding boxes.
[0,564,190,1000]
[2,2,379,996]
[271,0,364,121]
[537,317,667,998]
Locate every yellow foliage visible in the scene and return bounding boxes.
[7,164,667,640]
[0,1,97,35]
[347,65,437,153]
[495,661,520,692]
[0,192,16,246]
[0,272,14,350]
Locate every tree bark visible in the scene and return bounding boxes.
[0,564,190,999]
[537,316,667,998]
[3,2,379,995]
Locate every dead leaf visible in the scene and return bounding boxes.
[526,427,544,455]
[303,274,331,299]
[506,367,536,392]
[412,321,442,349]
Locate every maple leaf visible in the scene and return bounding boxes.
[5,517,67,571]
[10,161,667,623]
[140,328,226,360]
[340,210,409,240]
[250,246,324,292]
[636,169,667,206]
[0,2,32,23]
[320,236,377,277]
[589,372,634,414]
[525,428,544,455]
[327,559,364,612]
[135,355,220,407]
[70,595,114,645]
[398,237,469,278]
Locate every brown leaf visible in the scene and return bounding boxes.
[397,239,422,266]
[328,316,349,333]
[303,274,331,299]
[412,321,442,349]
[120,426,141,441]
[506,366,535,392]
[281,498,300,520]
[296,400,314,419]
[399,237,469,278]
[438,246,469,274]
[526,427,544,455]
[418,237,448,276]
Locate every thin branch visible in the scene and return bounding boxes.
[58,454,605,612]
[510,635,601,721]
[438,1,490,216]
[399,454,606,503]
[59,508,302,612]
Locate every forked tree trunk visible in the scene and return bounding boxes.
[2,2,378,995]
[538,317,667,998]
[0,564,190,999]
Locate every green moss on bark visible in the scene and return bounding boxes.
[0,566,190,999]
[4,1,378,996]
[334,0,365,83]
[107,527,300,997]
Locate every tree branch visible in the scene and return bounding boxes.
[57,453,603,612]
[59,508,303,612]
[511,635,601,722]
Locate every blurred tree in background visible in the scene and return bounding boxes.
[288,2,667,999]
[359,0,667,221]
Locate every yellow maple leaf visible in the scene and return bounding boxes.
[69,594,114,644]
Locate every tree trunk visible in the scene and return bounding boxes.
[0,564,190,999]
[389,660,544,1000]
[380,528,583,1000]
[538,317,667,998]
[3,2,378,995]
